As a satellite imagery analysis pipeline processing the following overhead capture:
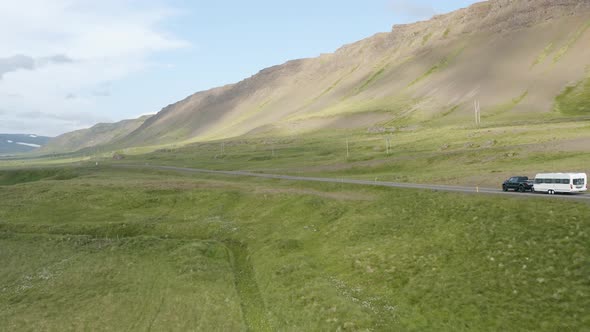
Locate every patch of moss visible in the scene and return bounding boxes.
[422,33,433,46]
[407,46,465,88]
[442,28,451,39]
[530,43,554,68]
[217,98,273,134]
[357,66,387,93]
[441,104,460,117]
[310,65,360,105]
[512,90,529,105]
[484,90,529,118]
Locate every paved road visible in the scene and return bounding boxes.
[115,164,590,202]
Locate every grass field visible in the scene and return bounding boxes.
[1,167,589,331]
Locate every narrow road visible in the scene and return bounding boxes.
[115,164,590,202]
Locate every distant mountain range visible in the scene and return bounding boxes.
[39,116,152,154]
[0,134,51,154]
[40,0,590,153]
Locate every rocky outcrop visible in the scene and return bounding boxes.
[390,0,590,38]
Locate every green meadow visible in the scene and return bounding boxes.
[1,167,589,331]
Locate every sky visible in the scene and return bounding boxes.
[0,0,480,136]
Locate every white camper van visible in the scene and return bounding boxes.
[533,173,587,194]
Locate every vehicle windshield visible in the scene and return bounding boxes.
[573,178,585,186]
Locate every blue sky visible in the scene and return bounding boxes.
[0,0,479,136]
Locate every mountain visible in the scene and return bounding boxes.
[0,134,51,155]
[40,115,152,154]
[49,0,590,152]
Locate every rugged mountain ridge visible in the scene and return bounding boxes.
[45,0,590,152]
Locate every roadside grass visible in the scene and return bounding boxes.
[1,167,589,330]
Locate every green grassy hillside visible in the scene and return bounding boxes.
[1,167,588,330]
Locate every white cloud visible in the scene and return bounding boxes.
[0,54,74,79]
[0,0,188,136]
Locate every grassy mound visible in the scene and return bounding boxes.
[555,76,590,115]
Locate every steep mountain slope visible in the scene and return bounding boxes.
[41,0,590,153]
[0,134,51,154]
[40,115,152,153]
[115,0,590,148]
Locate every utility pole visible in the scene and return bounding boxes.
[478,100,481,127]
[385,137,391,155]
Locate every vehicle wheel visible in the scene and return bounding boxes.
[519,186,525,193]
[548,190,554,195]
[502,185,507,192]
